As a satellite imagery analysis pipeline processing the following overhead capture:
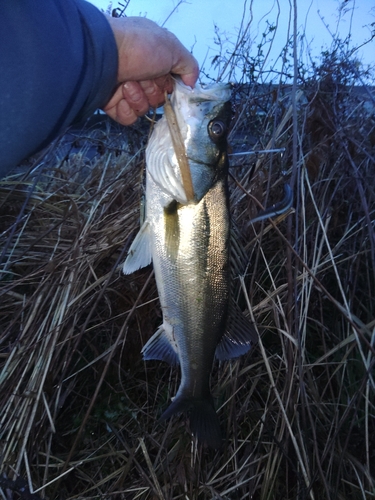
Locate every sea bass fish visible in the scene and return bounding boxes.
[123,79,257,448]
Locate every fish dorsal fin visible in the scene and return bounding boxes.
[122,220,152,274]
[215,301,258,361]
[142,323,179,366]
[146,118,188,203]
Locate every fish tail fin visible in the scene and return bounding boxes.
[160,396,222,449]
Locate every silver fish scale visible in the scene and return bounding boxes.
[143,155,230,449]
[153,178,230,398]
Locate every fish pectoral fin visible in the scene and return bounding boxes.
[215,302,258,360]
[141,324,179,366]
[122,220,152,274]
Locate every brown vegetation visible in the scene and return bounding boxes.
[1,7,375,500]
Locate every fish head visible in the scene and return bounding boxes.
[146,79,232,204]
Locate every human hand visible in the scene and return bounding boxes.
[103,16,199,125]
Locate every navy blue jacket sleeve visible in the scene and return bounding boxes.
[0,0,118,177]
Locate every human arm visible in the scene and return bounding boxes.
[0,0,118,177]
[0,1,199,177]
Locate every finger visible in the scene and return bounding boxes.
[122,81,149,116]
[115,98,139,125]
[103,85,123,112]
[172,59,199,88]
[103,90,139,126]
[179,70,199,89]
[154,75,173,94]
[140,79,168,108]
[166,32,199,88]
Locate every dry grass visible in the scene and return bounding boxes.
[1,43,375,500]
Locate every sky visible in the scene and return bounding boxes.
[89,0,374,81]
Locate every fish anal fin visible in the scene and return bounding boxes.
[141,324,179,366]
[215,302,258,361]
[122,221,152,275]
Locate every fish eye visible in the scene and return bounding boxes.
[208,120,226,141]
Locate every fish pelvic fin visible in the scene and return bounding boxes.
[122,220,152,274]
[142,324,179,366]
[160,395,223,449]
[215,301,258,361]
